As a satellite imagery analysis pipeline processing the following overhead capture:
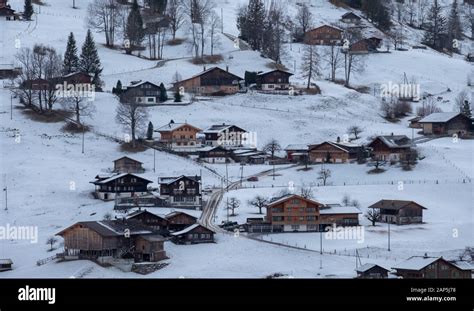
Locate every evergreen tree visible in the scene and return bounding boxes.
[79,30,103,88]
[174,89,182,102]
[423,0,447,49]
[146,121,154,140]
[147,0,167,14]
[460,100,472,119]
[447,0,463,50]
[361,0,391,31]
[63,32,79,75]
[240,0,266,50]
[159,83,168,102]
[113,80,123,95]
[23,0,34,21]
[126,0,145,53]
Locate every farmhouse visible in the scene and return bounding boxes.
[0,0,20,20]
[113,156,144,173]
[368,200,427,225]
[263,194,361,233]
[308,141,365,163]
[392,256,472,279]
[121,81,161,105]
[256,69,293,91]
[355,264,390,279]
[304,25,344,46]
[126,210,169,233]
[341,12,361,24]
[418,112,471,136]
[56,220,167,263]
[159,176,202,209]
[156,121,202,149]
[165,211,198,231]
[90,173,152,201]
[350,38,381,54]
[367,135,413,162]
[204,124,249,147]
[0,259,13,272]
[59,72,93,85]
[198,145,230,164]
[284,144,309,163]
[173,67,243,96]
[171,224,215,244]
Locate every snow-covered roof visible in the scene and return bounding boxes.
[0,259,13,265]
[451,261,474,271]
[159,175,201,185]
[368,200,427,211]
[257,69,294,77]
[355,263,389,273]
[285,144,309,151]
[419,112,463,123]
[176,67,243,83]
[393,257,473,271]
[204,124,246,133]
[165,211,197,219]
[320,205,362,215]
[156,122,202,133]
[373,135,412,148]
[57,220,154,237]
[92,173,152,185]
[171,224,214,236]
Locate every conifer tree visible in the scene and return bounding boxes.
[63,32,79,75]
[159,83,168,102]
[423,0,447,49]
[79,30,103,88]
[447,0,463,50]
[23,0,34,21]
[126,0,145,53]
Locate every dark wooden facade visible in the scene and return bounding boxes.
[356,264,390,279]
[122,81,161,105]
[368,200,427,225]
[204,124,247,147]
[91,173,152,201]
[419,113,471,135]
[309,141,364,163]
[198,146,230,164]
[113,157,144,173]
[171,224,215,244]
[393,257,472,279]
[165,211,198,231]
[367,135,412,162]
[159,176,202,208]
[127,210,169,232]
[304,25,344,46]
[173,67,243,96]
[0,259,13,272]
[256,70,293,90]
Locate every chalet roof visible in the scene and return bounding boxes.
[392,256,471,271]
[307,24,344,33]
[156,122,202,133]
[309,141,351,153]
[285,144,309,151]
[355,263,389,273]
[159,175,201,185]
[370,135,412,149]
[126,81,160,89]
[418,112,466,123]
[204,124,246,134]
[0,259,13,265]
[257,69,294,77]
[165,211,198,220]
[57,220,154,237]
[341,12,361,20]
[114,156,143,164]
[320,205,362,215]
[267,194,321,208]
[176,67,243,84]
[127,209,167,221]
[62,71,93,79]
[138,234,166,242]
[171,224,214,236]
[368,200,427,211]
[91,173,153,185]
[198,146,229,152]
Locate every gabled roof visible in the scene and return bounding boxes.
[368,200,427,211]
[267,194,322,208]
[159,175,201,185]
[309,141,351,153]
[57,220,154,237]
[0,259,13,265]
[392,256,471,271]
[419,112,468,123]
[257,69,294,77]
[356,263,390,273]
[320,205,362,215]
[91,173,153,185]
[127,209,168,221]
[204,124,247,134]
[341,12,361,20]
[165,211,198,220]
[114,156,143,164]
[126,81,160,89]
[175,67,243,84]
[307,24,344,33]
[369,135,412,149]
[171,223,214,236]
[285,144,309,151]
[156,122,202,133]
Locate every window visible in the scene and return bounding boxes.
[147,98,154,103]
[287,207,292,212]
[307,208,316,213]
[291,225,300,230]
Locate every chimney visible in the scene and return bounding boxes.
[203,66,207,71]
[423,253,428,259]
[226,65,229,72]
[391,133,394,137]
[337,136,341,143]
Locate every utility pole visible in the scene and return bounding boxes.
[81,126,85,154]
[388,221,391,251]
[221,8,224,33]
[153,148,156,173]
[240,163,244,187]
[3,186,7,211]
[226,197,229,223]
[10,93,13,120]
[319,225,323,269]
[272,163,275,181]
[225,161,229,192]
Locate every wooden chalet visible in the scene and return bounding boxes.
[165,211,198,231]
[56,220,167,263]
[284,144,309,163]
[341,12,361,24]
[198,145,230,164]
[113,156,144,173]
[418,112,471,136]
[304,25,344,46]
[59,72,93,85]
[355,264,390,279]
[350,38,381,54]
[126,210,169,233]
[231,148,267,164]
[171,224,215,244]
[122,81,161,105]
[0,259,13,272]
[156,120,202,149]
[408,116,423,129]
[204,124,248,147]
[90,173,152,201]
[0,1,20,20]
[159,176,202,209]
[392,256,472,279]
[368,200,427,225]
[256,69,293,91]
[173,67,243,96]
[308,140,366,163]
[367,135,413,162]
[0,64,21,79]
[261,194,360,233]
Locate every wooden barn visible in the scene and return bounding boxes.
[204,124,248,147]
[171,224,215,244]
[56,220,167,263]
[90,173,152,201]
[350,38,381,54]
[156,121,202,149]
[355,264,390,279]
[341,12,361,24]
[173,67,243,96]
[127,210,169,233]
[392,256,472,279]
[165,211,198,231]
[0,259,13,272]
[256,69,293,91]
[418,112,472,136]
[304,25,344,46]
[159,176,202,209]
[113,156,144,174]
[367,135,413,162]
[368,200,427,225]
[308,141,365,163]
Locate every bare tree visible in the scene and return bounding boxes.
[46,236,58,251]
[347,125,363,140]
[321,44,343,82]
[116,93,150,147]
[263,139,282,159]
[365,209,380,226]
[87,0,121,47]
[301,44,321,89]
[208,11,221,55]
[417,0,430,28]
[388,25,406,50]
[318,168,331,186]
[343,51,365,87]
[416,97,442,117]
[62,90,96,126]
[294,3,312,42]
[300,185,314,199]
[167,0,184,40]
[182,0,214,59]
[227,197,240,216]
[248,195,268,214]
[14,47,36,108]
